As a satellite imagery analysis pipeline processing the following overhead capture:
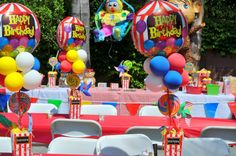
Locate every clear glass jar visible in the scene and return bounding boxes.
[58,72,68,87]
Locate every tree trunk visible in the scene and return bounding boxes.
[71,0,91,67]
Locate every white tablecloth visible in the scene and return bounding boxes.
[25,87,235,118]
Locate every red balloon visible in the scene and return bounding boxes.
[168,53,186,71]
[60,60,72,72]
[58,51,67,62]
[181,70,189,86]
[0,74,5,87]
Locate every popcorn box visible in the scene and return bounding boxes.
[69,95,82,119]
[110,83,119,89]
[48,71,57,88]
[122,79,130,89]
[163,129,184,156]
[11,131,32,156]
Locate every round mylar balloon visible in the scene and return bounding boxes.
[56,16,86,50]
[131,0,187,57]
[157,93,180,116]
[0,3,40,54]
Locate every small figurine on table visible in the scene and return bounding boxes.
[83,68,96,88]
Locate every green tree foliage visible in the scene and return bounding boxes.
[0,0,65,83]
[201,0,236,55]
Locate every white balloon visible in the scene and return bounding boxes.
[143,58,152,74]
[16,52,34,72]
[77,49,88,62]
[145,74,163,92]
[23,70,43,90]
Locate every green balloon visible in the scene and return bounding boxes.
[10,50,19,58]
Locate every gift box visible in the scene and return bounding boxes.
[163,128,184,156]
[69,95,82,119]
[48,71,57,88]
[11,130,32,156]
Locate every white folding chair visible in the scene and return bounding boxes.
[182,138,230,156]
[28,103,58,114]
[81,104,117,115]
[200,126,236,145]
[139,106,164,116]
[125,126,163,147]
[0,137,12,153]
[96,134,154,156]
[51,119,102,139]
[48,137,97,154]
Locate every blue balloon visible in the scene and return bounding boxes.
[150,56,170,76]
[175,38,183,47]
[32,57,40,71]
[0,37,9,49]
[144,40,155,51]
[27,39,36,48]
[163,70,182,90]
[67,38,74,45]
[55,62,61,71]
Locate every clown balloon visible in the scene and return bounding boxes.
[93,0,134,42]
[131,0,188,57]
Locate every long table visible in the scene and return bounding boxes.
[25,87,235,118]
[1,113,236,145]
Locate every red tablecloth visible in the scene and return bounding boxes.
[1,113,236,144]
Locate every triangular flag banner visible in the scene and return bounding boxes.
[228,102,236,117]
[126,103,140,116]
[82,101,92,105]
[0,94,10,112]
[204,103,218,118]
[102,102,117,108]
[30,97,38,103]
[47,99,62,108]
[0,114,12,128]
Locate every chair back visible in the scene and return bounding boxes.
[125,126,163,147]
[139,106,164,116]
[28,103,58,114]
[48,137,97,154]
[96,134,154,156]
[51,119,102,139]
[81,104,117,115]
[0,137,12,153]
[200,126,236,144]
[182,138,230,156]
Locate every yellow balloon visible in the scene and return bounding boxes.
[4,72,24,92]
[0,56,17,75]
[72,60,85,74]
[66,50,78,62]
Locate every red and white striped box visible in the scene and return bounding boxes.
[122,79,130,89]
[11,131,32,156]
[69,95,82,119]
[48,71,57,88]
[110,83,119,89]
[163,129,184,156]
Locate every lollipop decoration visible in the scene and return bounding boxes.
[48,57,59,88]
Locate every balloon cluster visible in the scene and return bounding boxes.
[0,3,42,92]
[131,0,189,91]
[55,17,87,74]
[144,53,189,91]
